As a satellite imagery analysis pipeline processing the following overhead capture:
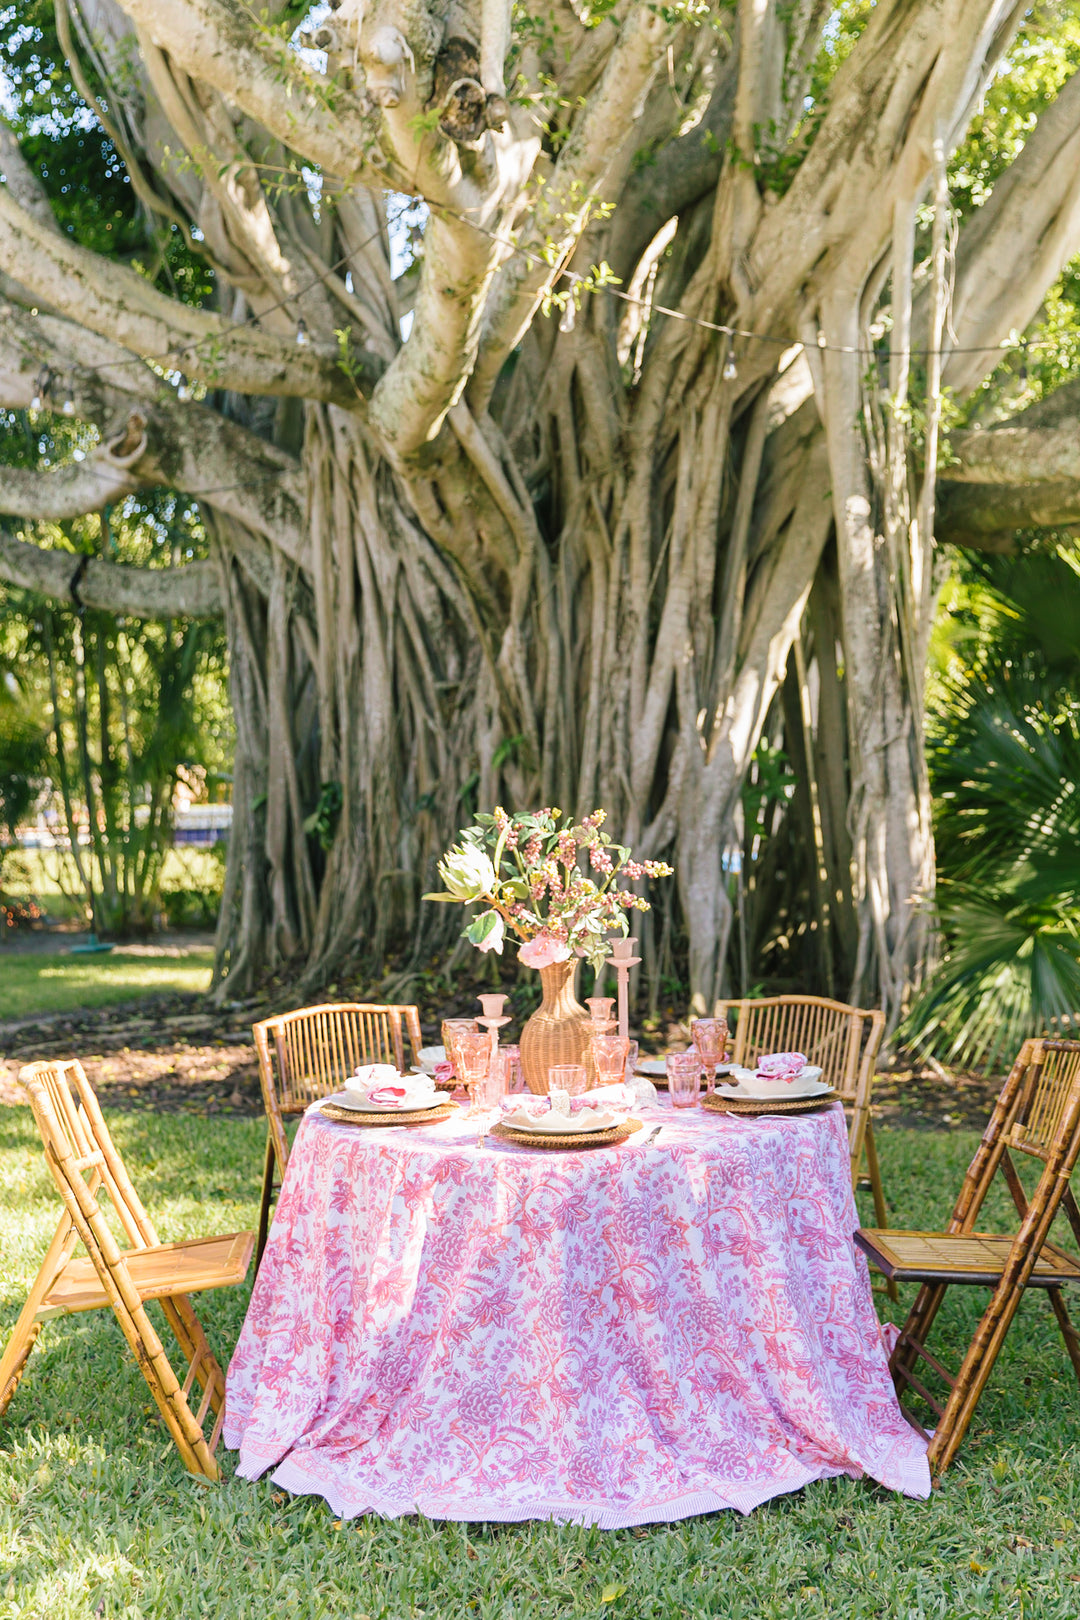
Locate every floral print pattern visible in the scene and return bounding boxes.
[225,1103,929,1525]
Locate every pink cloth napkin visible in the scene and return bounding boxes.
[498,1083,634,1117]
[756,1052,807,1082]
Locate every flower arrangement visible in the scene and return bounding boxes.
[423,807,672,972]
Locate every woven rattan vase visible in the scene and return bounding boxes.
[519,958,590,1094]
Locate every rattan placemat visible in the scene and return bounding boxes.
[319,1099,458,1127]
[490,1117,642,1150]
[701,1090,836,1117]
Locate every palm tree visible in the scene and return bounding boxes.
[905,548,1080,1067]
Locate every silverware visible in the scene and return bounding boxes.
[640,1125,663,1148]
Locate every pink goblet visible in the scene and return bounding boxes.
[690,1017,728,1097]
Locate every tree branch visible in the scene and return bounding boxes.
[0,306,306,556]
[467,5,672,412]
[0,187,358,405]
[110,0,383,182]
[941,67,1080,397]
[0,418,146,519]
[0,527,222,616]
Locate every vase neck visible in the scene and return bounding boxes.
[538,958,583,1016]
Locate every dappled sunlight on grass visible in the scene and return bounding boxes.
[0,950,215,1020]
[2,1112,1080,1616]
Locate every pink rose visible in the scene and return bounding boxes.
[518,933,572,969]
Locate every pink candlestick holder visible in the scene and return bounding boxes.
[604,936,640,1041]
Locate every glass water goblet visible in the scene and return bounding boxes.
[453,1031,497,1140]
[690,1018,728,1097]
[548,1064,587,1097]
[667,1050,702,1109]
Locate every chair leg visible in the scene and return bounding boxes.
[891,1280,950,1386]
[0,1209,80,1416]
[926,1270,1033,1478]
[862,1120,898,1302]
[1048,1285,1080,1390]
[160,1293,227,1419]
[255,1129,277,1272]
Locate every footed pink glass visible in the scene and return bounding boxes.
[691,1017,729,1097]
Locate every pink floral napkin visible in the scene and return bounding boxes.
[755,1052,808,1082]
[498,1083,634,1117]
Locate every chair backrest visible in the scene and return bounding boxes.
[1008,1040,1080,1164]
[950,1039,1080,1239]
[251,1002,424,1118]
[19,1059,159,1252]
[715,995,885,1102]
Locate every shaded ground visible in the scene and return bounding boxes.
[0,979,1001,1128]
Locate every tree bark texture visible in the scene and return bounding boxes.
[3,0,1080,1015]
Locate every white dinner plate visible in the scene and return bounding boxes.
[415,1045,446,1072]
[334,1088,446,1114]
[500,1108,628,1135]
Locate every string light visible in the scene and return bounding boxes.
[558,299,576,334]
[295,316,311,347]
[176,374,192,402]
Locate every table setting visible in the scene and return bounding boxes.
[225,807,930,1525]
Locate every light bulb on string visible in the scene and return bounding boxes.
[295,317,311,347]
[722,344,738,383]
[176,374,192,402]
[559,297,576,334]
[61,397,76,417]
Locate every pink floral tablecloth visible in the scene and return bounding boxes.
[224,1100,929,1525]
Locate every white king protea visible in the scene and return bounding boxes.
[433,842,497,903]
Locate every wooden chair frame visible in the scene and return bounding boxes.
[252,1001,423,1265]
[0,1060,254,1481]
[856,1038,1080,1477]
[716,994,888,1222]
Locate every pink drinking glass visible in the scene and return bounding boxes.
[667,1050,702,1108]
[496,1044,526,1096]
[453,1030,495,1112]
[691,1017,728,1097]
[590,1034,630,1089]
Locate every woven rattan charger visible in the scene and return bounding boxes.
[318,1098,458,1127]
[491,1118,641,1150]
[701,1090,837,1118]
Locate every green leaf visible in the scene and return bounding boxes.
[600,1584,627,1604]
[421,892,462,903]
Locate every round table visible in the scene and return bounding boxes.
[224,1098,929,1525]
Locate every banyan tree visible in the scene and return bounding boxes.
[3,0,1080,1016]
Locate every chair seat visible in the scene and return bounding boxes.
[38,1231,255,1320]
[856,1227,1080,1287]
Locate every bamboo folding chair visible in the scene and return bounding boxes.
[0,1060,254,1481]
[716,995,889,1224]
[856,1038,1080,1478]
[252,1002,423,1265]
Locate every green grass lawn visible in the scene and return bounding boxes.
[0,949,215,1021]
[2,1113,1079,1619]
